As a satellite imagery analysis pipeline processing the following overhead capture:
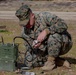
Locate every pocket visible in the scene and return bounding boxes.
[60,32,73,55]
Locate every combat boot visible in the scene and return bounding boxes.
[56,57,71,68]
[63,60,71,68]
[41,56,56,71]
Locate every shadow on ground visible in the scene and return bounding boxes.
[55,57,76,67]
[64,57,76,64]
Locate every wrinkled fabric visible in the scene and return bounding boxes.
[22,12,72,57]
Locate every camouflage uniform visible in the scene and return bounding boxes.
[22,12,72,57]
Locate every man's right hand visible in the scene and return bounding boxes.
[32,40,41,48]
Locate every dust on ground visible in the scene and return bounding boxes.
[0,0,76,75]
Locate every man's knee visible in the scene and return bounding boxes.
[47,34,62,57]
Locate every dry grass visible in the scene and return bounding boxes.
[0,19,76,75]
[0,19,21,43]
[0,1,76,75]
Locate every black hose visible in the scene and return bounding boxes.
[13,36,38,68]
[13,36,34,51]
[1,36,4,44]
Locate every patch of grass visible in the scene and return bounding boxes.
[0,30,8,32]
[0,19,76,75]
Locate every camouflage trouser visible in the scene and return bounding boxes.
[22,29,72,67]
[47,32,72,57]
[23,31,72,58]
[47,33,62,57]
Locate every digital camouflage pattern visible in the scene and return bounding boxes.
[22,12,72,58]
[15,5,31,26]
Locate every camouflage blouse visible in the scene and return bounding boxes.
[22,12,68,40]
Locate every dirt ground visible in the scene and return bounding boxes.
[0,1,76,75]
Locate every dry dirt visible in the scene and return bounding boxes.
[0,11,76,20]
[0,1,76,75]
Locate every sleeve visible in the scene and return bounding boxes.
[21,27,26,37]
[21,27,29,38]
[45,12,68,34]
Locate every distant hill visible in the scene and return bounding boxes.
[0,0,76,11]
[0,0,76,2]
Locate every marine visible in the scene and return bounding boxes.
[15,5,72,71]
